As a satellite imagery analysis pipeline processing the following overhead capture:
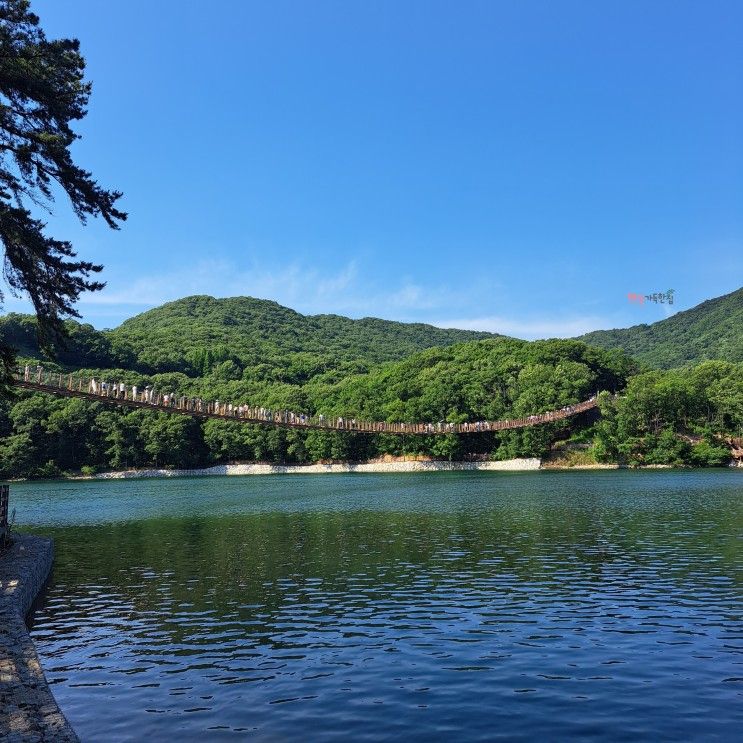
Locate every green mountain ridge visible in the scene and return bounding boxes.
[1,295,498,383]
[577,287,743,368]
[1,291,741,477]
[111,295,499,376]
[2,288,741,378]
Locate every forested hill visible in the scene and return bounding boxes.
[0,295,497,382]
[112,295,497,371]
[3,290,742,378]
[3,295,742,475]
[577,287,743,369]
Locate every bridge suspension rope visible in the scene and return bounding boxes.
[12,366,599,436]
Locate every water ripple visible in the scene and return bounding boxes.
[16,470,743,741]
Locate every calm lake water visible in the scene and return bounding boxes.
[12,470,743,741]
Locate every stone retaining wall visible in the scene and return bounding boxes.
[0,534,78,742]
[96,458,542,479]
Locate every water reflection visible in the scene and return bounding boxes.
[16,471,743,741]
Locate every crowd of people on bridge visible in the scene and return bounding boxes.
[20,365,597,435]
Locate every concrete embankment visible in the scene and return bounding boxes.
[0,534,78,742]
[94,458,542,479]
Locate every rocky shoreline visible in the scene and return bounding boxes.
[4,459,738,484]
[90,458,543,479]
[54,458,741,481]
[0,534,78,742]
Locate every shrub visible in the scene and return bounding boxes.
[689,441,731,467]
[33,460,61,479]
[642,429,691,466]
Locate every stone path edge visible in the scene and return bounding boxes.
[1,533,79,742]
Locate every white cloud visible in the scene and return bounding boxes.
[63,257,462,324]
[76,259,351,309]
[431,314,616,340]
[2,256,623,339]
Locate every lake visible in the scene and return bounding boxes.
[12,470,743,741]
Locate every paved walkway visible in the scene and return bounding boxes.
[0,534,78,742]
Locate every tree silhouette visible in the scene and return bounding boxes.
[0,0,125,380]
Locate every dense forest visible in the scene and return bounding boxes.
[1,294,742,478]
[0,295,496,382]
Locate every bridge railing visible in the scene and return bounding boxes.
[12,365,599,436]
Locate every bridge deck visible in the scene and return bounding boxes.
[12,370,599,436]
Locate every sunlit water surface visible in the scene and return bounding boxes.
[13,470,743,741]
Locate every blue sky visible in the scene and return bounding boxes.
[4,0,742,338]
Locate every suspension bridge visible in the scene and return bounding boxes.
[12,366,599,436]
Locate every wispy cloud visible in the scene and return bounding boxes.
[69,258,461,322]
[2,256,623,339]
[431,314,617,340]
[76,259,356,309]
